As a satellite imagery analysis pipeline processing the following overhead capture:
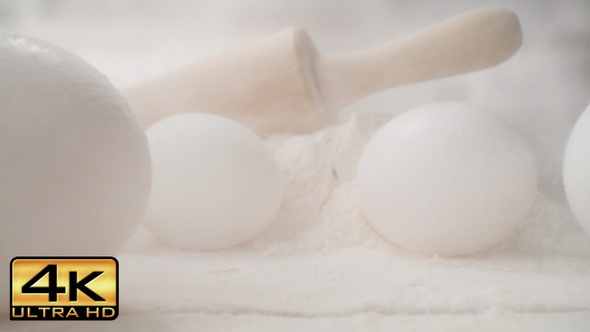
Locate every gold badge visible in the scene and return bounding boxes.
[11,257,118,320]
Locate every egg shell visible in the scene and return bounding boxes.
[564,104,590,235]
[0,34,151,308]
[356,102,538,256]
[143,113,283,251]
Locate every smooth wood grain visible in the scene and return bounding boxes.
[316,8,522,112]
[124,8,522,137]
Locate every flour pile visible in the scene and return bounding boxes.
[252,115,385,255]
[232,111,590,258]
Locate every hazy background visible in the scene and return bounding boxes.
[1,0,589,201]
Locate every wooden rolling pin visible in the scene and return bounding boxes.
[124,8,522,137]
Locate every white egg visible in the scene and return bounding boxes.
[356,102,538,256]
[0,34,151,308]
[143,113,283,250]
[564,104,590,236]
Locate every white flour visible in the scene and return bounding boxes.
[243,112,590,258]
[253,116,385,255]
[2,2,589,330]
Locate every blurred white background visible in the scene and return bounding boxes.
[1,0,589,201]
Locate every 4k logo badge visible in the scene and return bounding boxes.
[10,257,118,320]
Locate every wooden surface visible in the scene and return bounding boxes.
[317,8,522,112]
[124,28,327,137]
[124,8,522,137]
